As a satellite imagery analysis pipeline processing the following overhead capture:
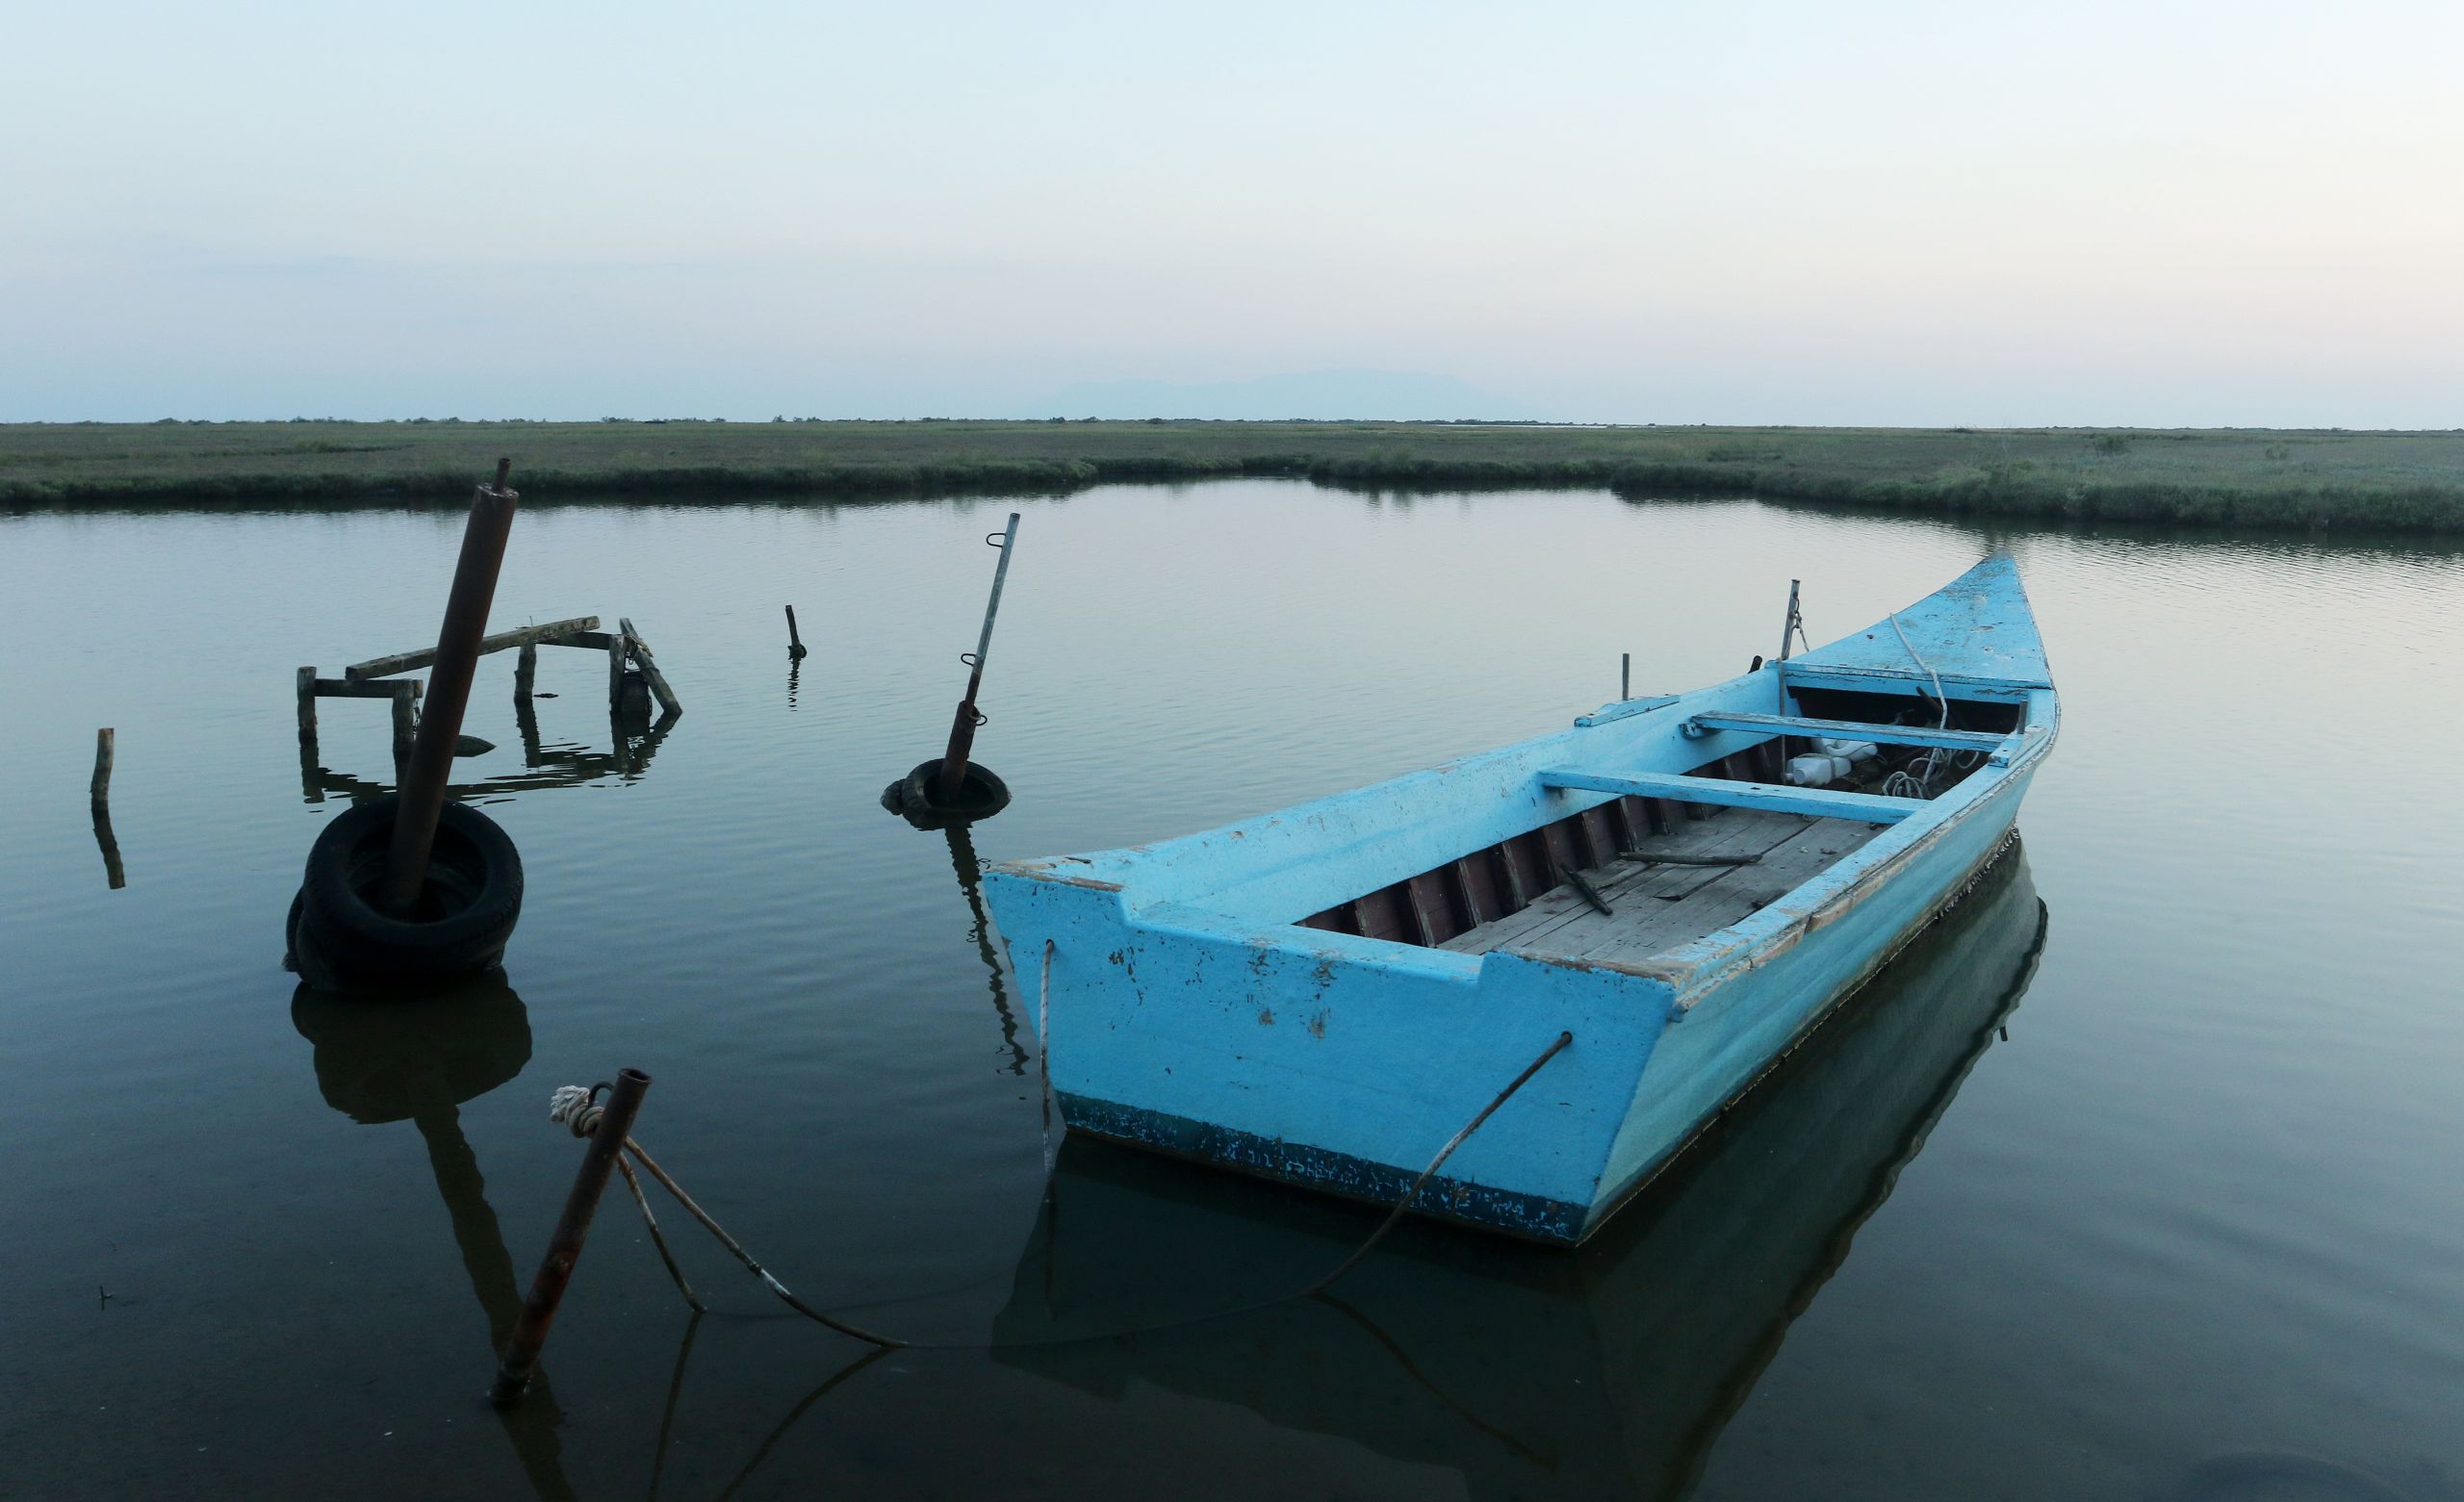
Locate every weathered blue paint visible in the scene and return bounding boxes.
[1682,711,2013,752]
[1572,694,1680,728]
[983,555,2058,1243]
[1536,767,1923,824]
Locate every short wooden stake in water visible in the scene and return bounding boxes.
[90,727,116,809]
[295,666,318,745]
[784,604,808,661]
[513,642,538,700]
[380,459,520,916]
[390,682,421,773]
[90,727,125,889]
[1621,652,1630,701]
[490,1067,652,1409]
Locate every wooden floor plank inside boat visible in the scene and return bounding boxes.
[1439,807,1885,965]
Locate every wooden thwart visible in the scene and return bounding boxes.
[345,617,600,680]
[1539,768,1922,825]
[1684,711,2011,753]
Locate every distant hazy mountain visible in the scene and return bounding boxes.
[1034,369,1534,421]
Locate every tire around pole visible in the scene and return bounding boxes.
[292,795,524,987]
[883,758,1011,827]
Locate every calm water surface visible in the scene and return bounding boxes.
[4,482,2460,1500]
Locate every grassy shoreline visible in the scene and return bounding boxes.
[7,419,2461,532]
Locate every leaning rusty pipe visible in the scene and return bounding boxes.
[489,1066,651,1408]
[936,512,1019,802]
[380,459,518,915]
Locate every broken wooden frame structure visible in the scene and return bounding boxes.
[295,614,681,771]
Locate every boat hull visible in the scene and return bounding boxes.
[986,557,2058,1243]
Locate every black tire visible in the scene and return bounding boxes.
[295,796,524,986]
[897,758,1011,822]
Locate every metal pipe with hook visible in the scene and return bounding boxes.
[936,513,1020,802]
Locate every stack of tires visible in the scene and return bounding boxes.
[287,795,525,991]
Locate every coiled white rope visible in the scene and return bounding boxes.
[1887,609,1954,797]
[549,1083,603,1138]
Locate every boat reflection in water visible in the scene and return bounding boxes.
[992,848,2048,1500]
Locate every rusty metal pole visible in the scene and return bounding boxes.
[380,459,518,915]
[936,512,1020,802]
[489,1066,651,1408]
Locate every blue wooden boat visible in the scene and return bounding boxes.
[983,555,2055,1244]
[990,852,2048,1496]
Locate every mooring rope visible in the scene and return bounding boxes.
[547,1026,1575,1353]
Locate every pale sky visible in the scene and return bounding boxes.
[6,1,2459,425]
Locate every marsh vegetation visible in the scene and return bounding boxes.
[5,418,2459,531]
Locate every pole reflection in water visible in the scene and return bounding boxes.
[943,822,1030,1077]
[291,978,579,1502]
[785,658,801,712]
[91,803,126,889]
[990,848,2050,1501]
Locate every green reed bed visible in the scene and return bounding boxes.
[6,419,2459,532]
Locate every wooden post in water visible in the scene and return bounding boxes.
[296,667,319,745]
[379,460,518,917]
[90,727,123,889]
[620,619,681,716]
[1621,652,1630,701]
[784,605,808,660]
[90,727,115,809]
[606,633,626,714]
[390,682,422,774]
[514,642,538,700]
[490,1068,651,1408]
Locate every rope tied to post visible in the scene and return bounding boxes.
[549,1082,606,1138]
[531,1018,1576,1354]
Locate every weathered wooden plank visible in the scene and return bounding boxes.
[314,677,422,700]
[296,666,318,743]
[345,616,600,680]
[1540,768,1921,824]
[1449,857,1492,929]
[1686,711,2012,753]
[1355,884,1411,943]
[620,618,682,716]
[1440,812,1791,955]
[1572,823,1876,967]
[1572,695,1680,728]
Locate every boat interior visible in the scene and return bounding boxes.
[1296,684,2024,964]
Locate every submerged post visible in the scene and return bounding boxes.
[937,512,1020,802]
[1621,652,1630,702]
[490,1067,651,1408]
[379,460,518,916]
[513,642,537,700]
[784,605,808,661]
